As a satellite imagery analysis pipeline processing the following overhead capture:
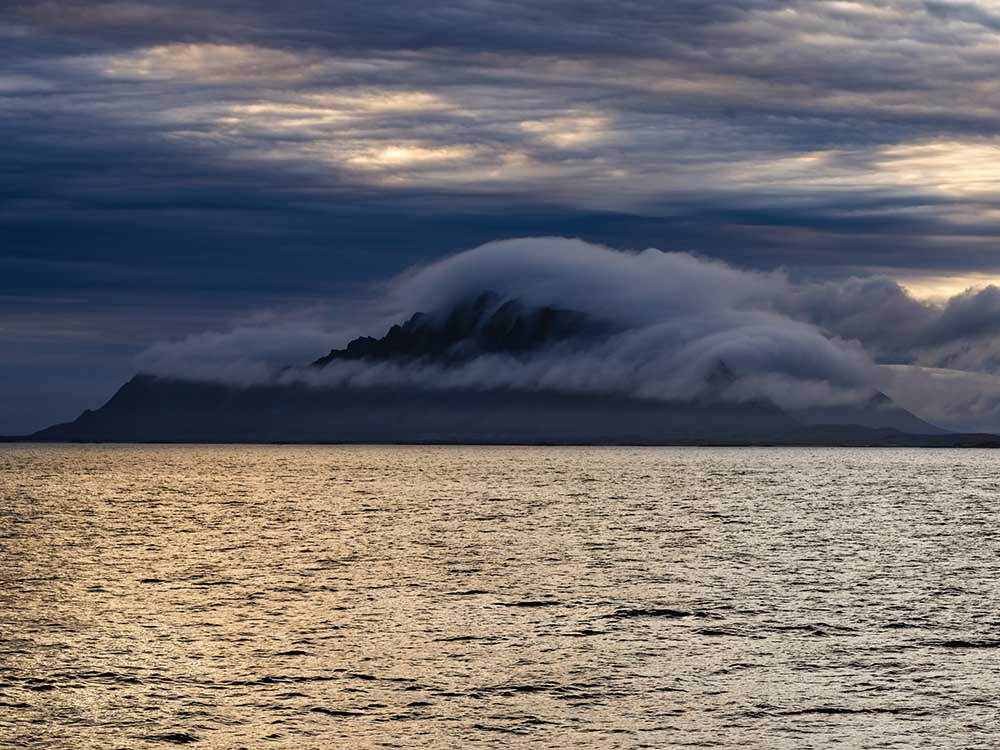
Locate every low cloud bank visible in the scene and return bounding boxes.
[880,366,1000,434]
[136,307,362,385]
[138,238,1000,430]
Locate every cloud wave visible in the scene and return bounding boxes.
[138,237,1000,429]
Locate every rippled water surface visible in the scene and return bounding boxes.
[2,445,1000,748]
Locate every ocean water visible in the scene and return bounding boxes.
[2,445,999,749]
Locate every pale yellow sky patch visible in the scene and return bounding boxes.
[875,140,1000,197]
[168,90,451,138]
[101,43,312,81]
[304,90,448,113]
[899,272,1000,303]
[346,145,477,169]
[519,111,611,149]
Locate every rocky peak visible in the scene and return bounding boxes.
[313,291,605,366]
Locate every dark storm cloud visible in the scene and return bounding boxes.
[782,274,1000,363]
[920,286,1000,346]
[6,0,1000,266]
[6,1,1000,432]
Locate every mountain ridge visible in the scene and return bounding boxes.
[16,292,995,446]
[313,291,607,366]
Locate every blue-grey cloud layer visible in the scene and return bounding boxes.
[5,1,1000,431]
[138,238,1000,432]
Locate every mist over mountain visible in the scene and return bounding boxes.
[21,238,1000,443]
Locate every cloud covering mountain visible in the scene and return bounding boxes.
[136,237,1000,431]
[8,2,1000,432]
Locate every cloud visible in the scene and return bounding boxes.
[917,284,1000,346]
[140,238,877,410]
[135,307,366,385]
[391,238,1000,372]
[137,238,1000,430]
[778,275,935,357]
[881,364,1000,433]
[10,1,1000,432]
[387,237,779,325]
[11,0,1000,270]
[779,274,1000,367]
[99,43,314,82]
[289,313,877,411]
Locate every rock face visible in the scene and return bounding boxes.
[313,292,605,365]
[29,291,989,446]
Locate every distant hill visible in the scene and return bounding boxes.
[20,292,1000,447]
[792,391,947,435]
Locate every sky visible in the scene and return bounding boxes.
[5,1,1000,433]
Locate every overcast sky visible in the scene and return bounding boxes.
[5,1,1000,432]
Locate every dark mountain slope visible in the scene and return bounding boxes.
[792,391,947,435]
[313,291,605,365]
[23,292,985,446]
[33,375,799,444]
[29,375,998,445]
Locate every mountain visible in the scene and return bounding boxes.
[313,291,607,365]
[701,360,947,435]
[22,292,1000,446]
[792,391,947,435]
[30,375,799,444]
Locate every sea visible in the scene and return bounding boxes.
[2,444,998,748]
